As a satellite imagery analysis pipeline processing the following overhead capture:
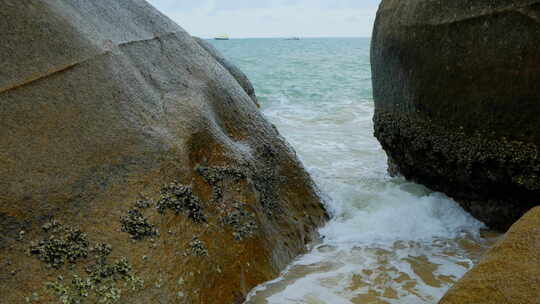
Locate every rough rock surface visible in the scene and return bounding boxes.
[371,0,540,230]
[0,1,328,303]
[193,37,260,108]
[439,206,540,303]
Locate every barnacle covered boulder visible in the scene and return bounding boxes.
[0,1,328,303]
[371,0,540,230]
[439,206,540,304]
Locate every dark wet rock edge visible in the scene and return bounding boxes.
[374,110,540,231]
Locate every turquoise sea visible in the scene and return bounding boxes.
[211,38,493,304]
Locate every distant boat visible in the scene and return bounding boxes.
[214,35,230,40]
[285,37,300,40]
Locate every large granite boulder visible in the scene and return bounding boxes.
[439,206,540,303]
[0,1,328,303]
[193,37,260,108]
[371,0,540,230]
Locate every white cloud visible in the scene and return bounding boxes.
[147,0,379,38]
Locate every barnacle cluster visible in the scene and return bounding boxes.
[221,201,258,241]
[134,198,152,210]
[120,209,157,240]
[196,166,245,185]
[196,166,246,202]
[251,145,284,217]
[45,244,142,304]
[91,243,113,263]
[156,182,206,223]
[29,221,89,268]
[29,221,142,303]
[186,237,208,257]
[374,110,540,228]
[374,111,540,188]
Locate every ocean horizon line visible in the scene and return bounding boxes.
[200,36,371,39]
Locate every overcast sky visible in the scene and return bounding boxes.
[147,0,381,38]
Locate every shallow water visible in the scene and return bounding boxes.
[210,38,498,304]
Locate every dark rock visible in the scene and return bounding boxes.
[371,0,540,230]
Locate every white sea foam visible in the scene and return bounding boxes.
[209,38,492,304]
[245,96,487,304]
